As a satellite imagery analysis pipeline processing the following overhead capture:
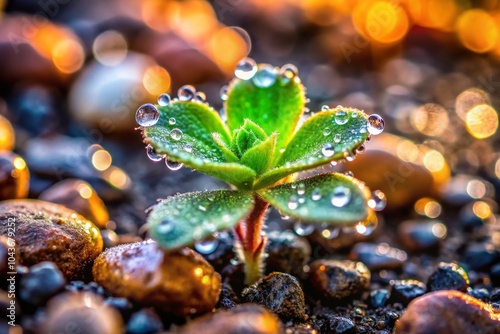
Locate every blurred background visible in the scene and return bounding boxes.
[0,0,500,274]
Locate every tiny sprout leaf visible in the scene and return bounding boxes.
[258,173,370,224]
[253,107,370,189]
[241,133,277,175]
[226,65,306,155]
[212,133,239,162]
[231,119,268,157]
[148,190,255,249]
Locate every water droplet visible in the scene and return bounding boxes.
[157,219,175,234]
[345,171,354,177]
[322,143,335,157]
[169,117,176,125]
[178,85,196,101]
[220,85,228,101]
[352,111,358,118]
[298,197,306,204]
[157,93,171,106]
[135,103,159,127]
[165,159,183,171]
[219,108,227,121]
[279,148,286,153]
[321,226,340,239]
[356,145,365,154]
[330,161,338,166]
[334,134,341,143]
[368,114,385,135]
[288,195,299,210]
[198,205,207,212]
[235,58,257,80]
[311,188,322,201]
[170,128,183,141]
[252,65,278,88]
[293,222,314,236]
[334,110,349,125]
[279,64,298,84]
[194,239,219,254]
[368,190,387,211]
[355,222,375,236]
[331,186,351,207]
[183,144,193,153]
[321,105,330,111]
[345,151,356,162]
[297,183,306,195]
[146,144,163,161]
[323,127,331,136]
[194,92,206,103]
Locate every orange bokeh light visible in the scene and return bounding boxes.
[456,9,498,53]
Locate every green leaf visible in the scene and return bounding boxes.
[258,173,370,224]
[241,133,277,175]
[148,190,255,249]
[231,119,268,157]
[212,133,239,162]
[254,107,369,189]
[225,65,306,156]
[143,101,256,189]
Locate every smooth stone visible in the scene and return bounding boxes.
[463,242,499,271]
[175,304,282,334]
[0,115,14,151]
[0,152,29,200]
[43,292,123,334]
[390,280,426,305]
[349,243,407,271]
[92,241,221,316]
[320,315,356,334]
[266,230,311,277]
[39,179,109,229]
[398,220,446,251]
[309,260,370,300]
[126,308,164,334]
[242,272,307,322]
[440,175,495,205]
[0,199,103,279]
[370,288,390,308]
[468,288,490,302]
[427,262,469,292]
[19,261,66,306]
[395,290,500,334]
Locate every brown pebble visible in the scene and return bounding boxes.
[175,304,282,334]
[0,152,29,200]
[39,179,109,228]
[43,292,123,334]
[395,290,500,334]
[93,241,221,316]
[0,115,15,151]
[309,259,370,300]
[0,200,103,279]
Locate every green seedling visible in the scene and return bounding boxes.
[136,58,385,284]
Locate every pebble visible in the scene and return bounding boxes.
[468,288,490,302]
[398,220,447,251]
[266,230,311,277]
[395,290,500,334]
[175,304,282,334]
[43,292,124,334]
[390,280,426,305]
[216,283,239,310]
[0,152,29,200]
[39,179,110,229]
[93,241,221,316]
[104,297,133,320]
[349,243,407,271]
[463,242,499,271]
[320,315,356,334]
[19,262,66,306]
[242,272,307,322]
[126,308,164,334]
[0,115,14,151]
[427,262,469,292]
[309,260,370,300]
[0,200,103,279]
[370,288,390,308]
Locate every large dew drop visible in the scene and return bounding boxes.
[367,114,385,135]
[293,222,315,236]
[194,239,219,254]
[146,144,163,161]
[178,85,196,101]
[279,64,298,84]
[322,143,335,157]
[194,92,206,103]
[311,188,322,201]
[331,186,352,207]
[157,219,175,234]
[170,128,183,141]
[135,103,159,127]
[165,159,183,171]
[157,93,171,106]
[368,190,387,211]
[252,66,278,88]
[297,183,306,195]
[220,85,228,101]
[287,195,299,210]
[235,58,257,80]
[334,110,349,125]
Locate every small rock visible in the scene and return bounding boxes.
[43,292,124,334]
[101,229,119,249]
[175,304,282,334]
[126,308,164,334]
[440,175,494,206]
[65,281,107,297]
[39,179,110,229]
[0,115,14,151]
[398,220,447,251]
[0,200,103,279]
[104,297,133,320]
[92,241,221,316]
[0,152,29,200]
[309,260,370,300]
[216,283,239,310]
[349,243,407,271]
[468,288,490,302]
[320,315,356,334]
[266,230,311,277]
[19,261,65,306]
[390,280,426,305]
[427,262,469,292]
[242,272,307,322]
[463,242,499,271]
[370,289,390,308]
[395,290,500,334]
